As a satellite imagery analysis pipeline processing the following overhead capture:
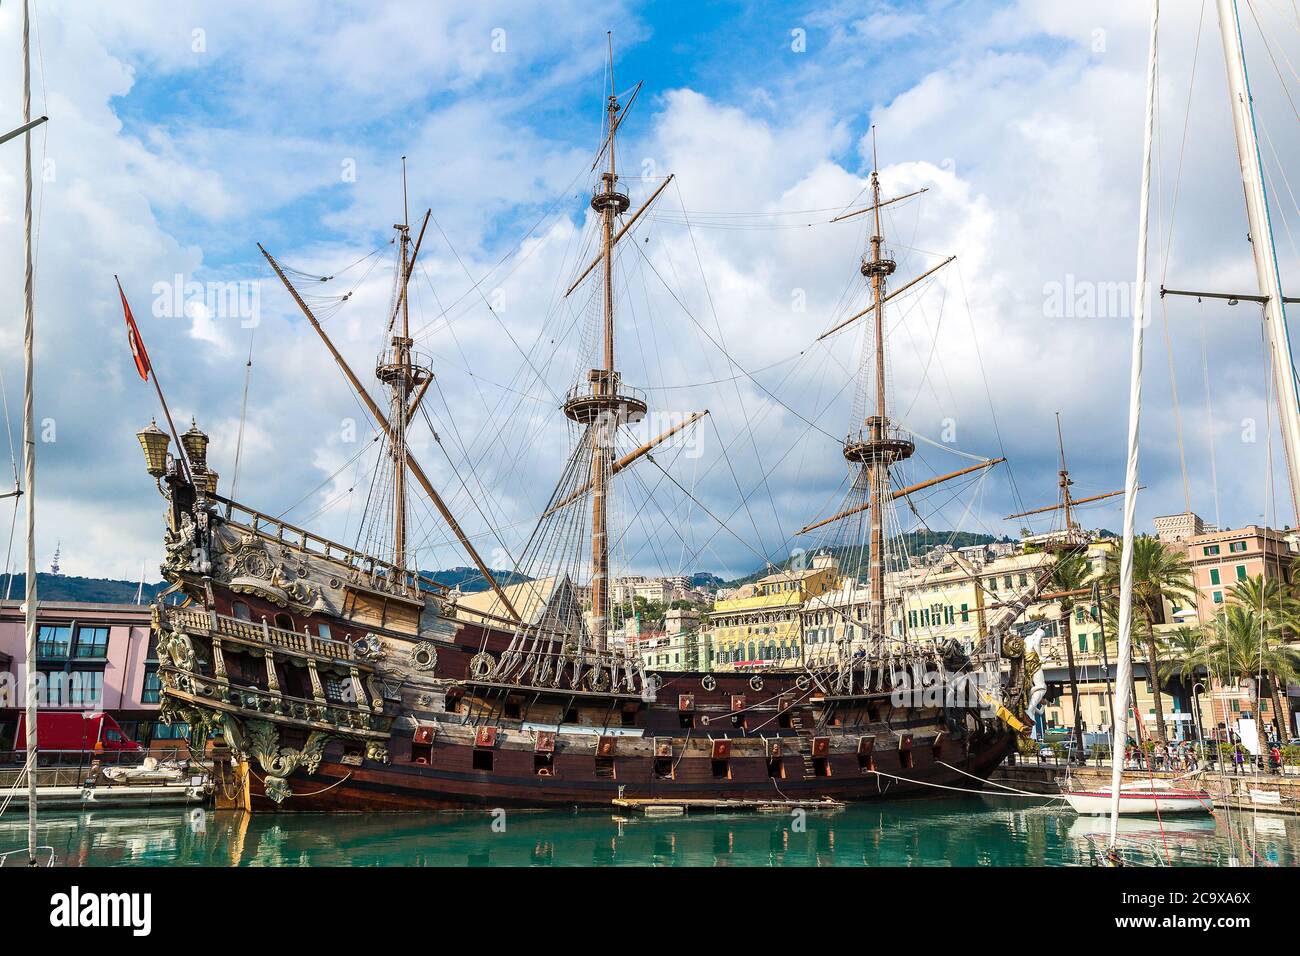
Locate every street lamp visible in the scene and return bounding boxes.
[1192,681,1207,763]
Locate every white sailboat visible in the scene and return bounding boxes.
[1087,0,1294,834]
[1066,778,1212,816]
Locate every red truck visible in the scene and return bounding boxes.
[14,712,141,754]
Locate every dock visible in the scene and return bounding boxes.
[612,796,845,816]
[1,782,208,809]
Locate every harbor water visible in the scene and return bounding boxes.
[3,797,1297,866]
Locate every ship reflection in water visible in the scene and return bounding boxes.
[4,798,1297,867]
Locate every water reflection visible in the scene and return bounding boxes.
[1,798,1295,867]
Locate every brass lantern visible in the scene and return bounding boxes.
[180,418,210,474]
[136,420,171,477]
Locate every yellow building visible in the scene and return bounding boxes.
[709,554,839,668]
[890,549,1056,654]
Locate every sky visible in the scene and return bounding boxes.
[0,0,1297,583]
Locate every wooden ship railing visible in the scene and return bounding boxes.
[164,605,360,663]
[212,493,447,601]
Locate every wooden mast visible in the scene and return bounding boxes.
[392,158,411,567]
[259,243,521,621]
[562,35,646,652]
[843,130,915,646]
[593,41,617,651]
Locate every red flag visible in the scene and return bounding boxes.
[115,275,151,382]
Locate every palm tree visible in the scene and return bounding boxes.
[1049,550,1091,756]
[1098,595,1145,747]
[1157,625,1212,745]
[1202,604,1300,755]
[1100,535,1197,742]
[1232,574,1295,738]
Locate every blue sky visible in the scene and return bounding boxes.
[0,1,1297,581]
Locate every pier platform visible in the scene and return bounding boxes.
[612,796,845,816]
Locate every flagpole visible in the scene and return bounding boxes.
[114,275,191,482]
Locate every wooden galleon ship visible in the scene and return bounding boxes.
[140,58,1041,812]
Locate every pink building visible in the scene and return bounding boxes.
[0,600,163,753]
[1177,523,1297,739]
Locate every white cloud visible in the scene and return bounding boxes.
[0,0,1295,584]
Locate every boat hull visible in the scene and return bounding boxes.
[1063,788,1213,816]
[243,729,1015,812]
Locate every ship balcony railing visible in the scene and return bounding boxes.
[160,669,384,734]
[211,493,440,600]
[164,606,359,664]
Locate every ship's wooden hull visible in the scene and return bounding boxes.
[242,728,1014,812]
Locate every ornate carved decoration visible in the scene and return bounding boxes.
[409,641,437,671]
[242,719,334,804]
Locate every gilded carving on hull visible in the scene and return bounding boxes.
[241,719,334,804]
[408,641,435,671]
[157,626,198,672]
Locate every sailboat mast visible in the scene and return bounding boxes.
[20,0,39,866]
[1109,0,1160,851]
[1216,0,1300,523]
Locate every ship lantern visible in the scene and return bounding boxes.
[136,420,171,477]
[204,469,219,497]
[180,419,210,474]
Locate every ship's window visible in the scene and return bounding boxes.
[899,749,913,770]
[503,698,522,719]
[653,755,673,779]
[472,749,494,771]
[767,757,784,779]
[563,708,579,724]
[315,623,331,640]
[231,601,252,622]
[323,677,349,703]
[812,757,831,778]
[411,741,432,765]
[679,712,694,730]
[858,753,875,774]
[595,755,615,779]
[620,708,636,727]
[534,753,553,776]
[777,711,792,729]
[444,693,461,714]
[274,613,294,632]
[711,759,730,779]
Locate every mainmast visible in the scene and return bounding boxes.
[562,37,647,651]
[844,132,914,645]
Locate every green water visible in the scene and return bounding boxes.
[3,798,1296,866]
